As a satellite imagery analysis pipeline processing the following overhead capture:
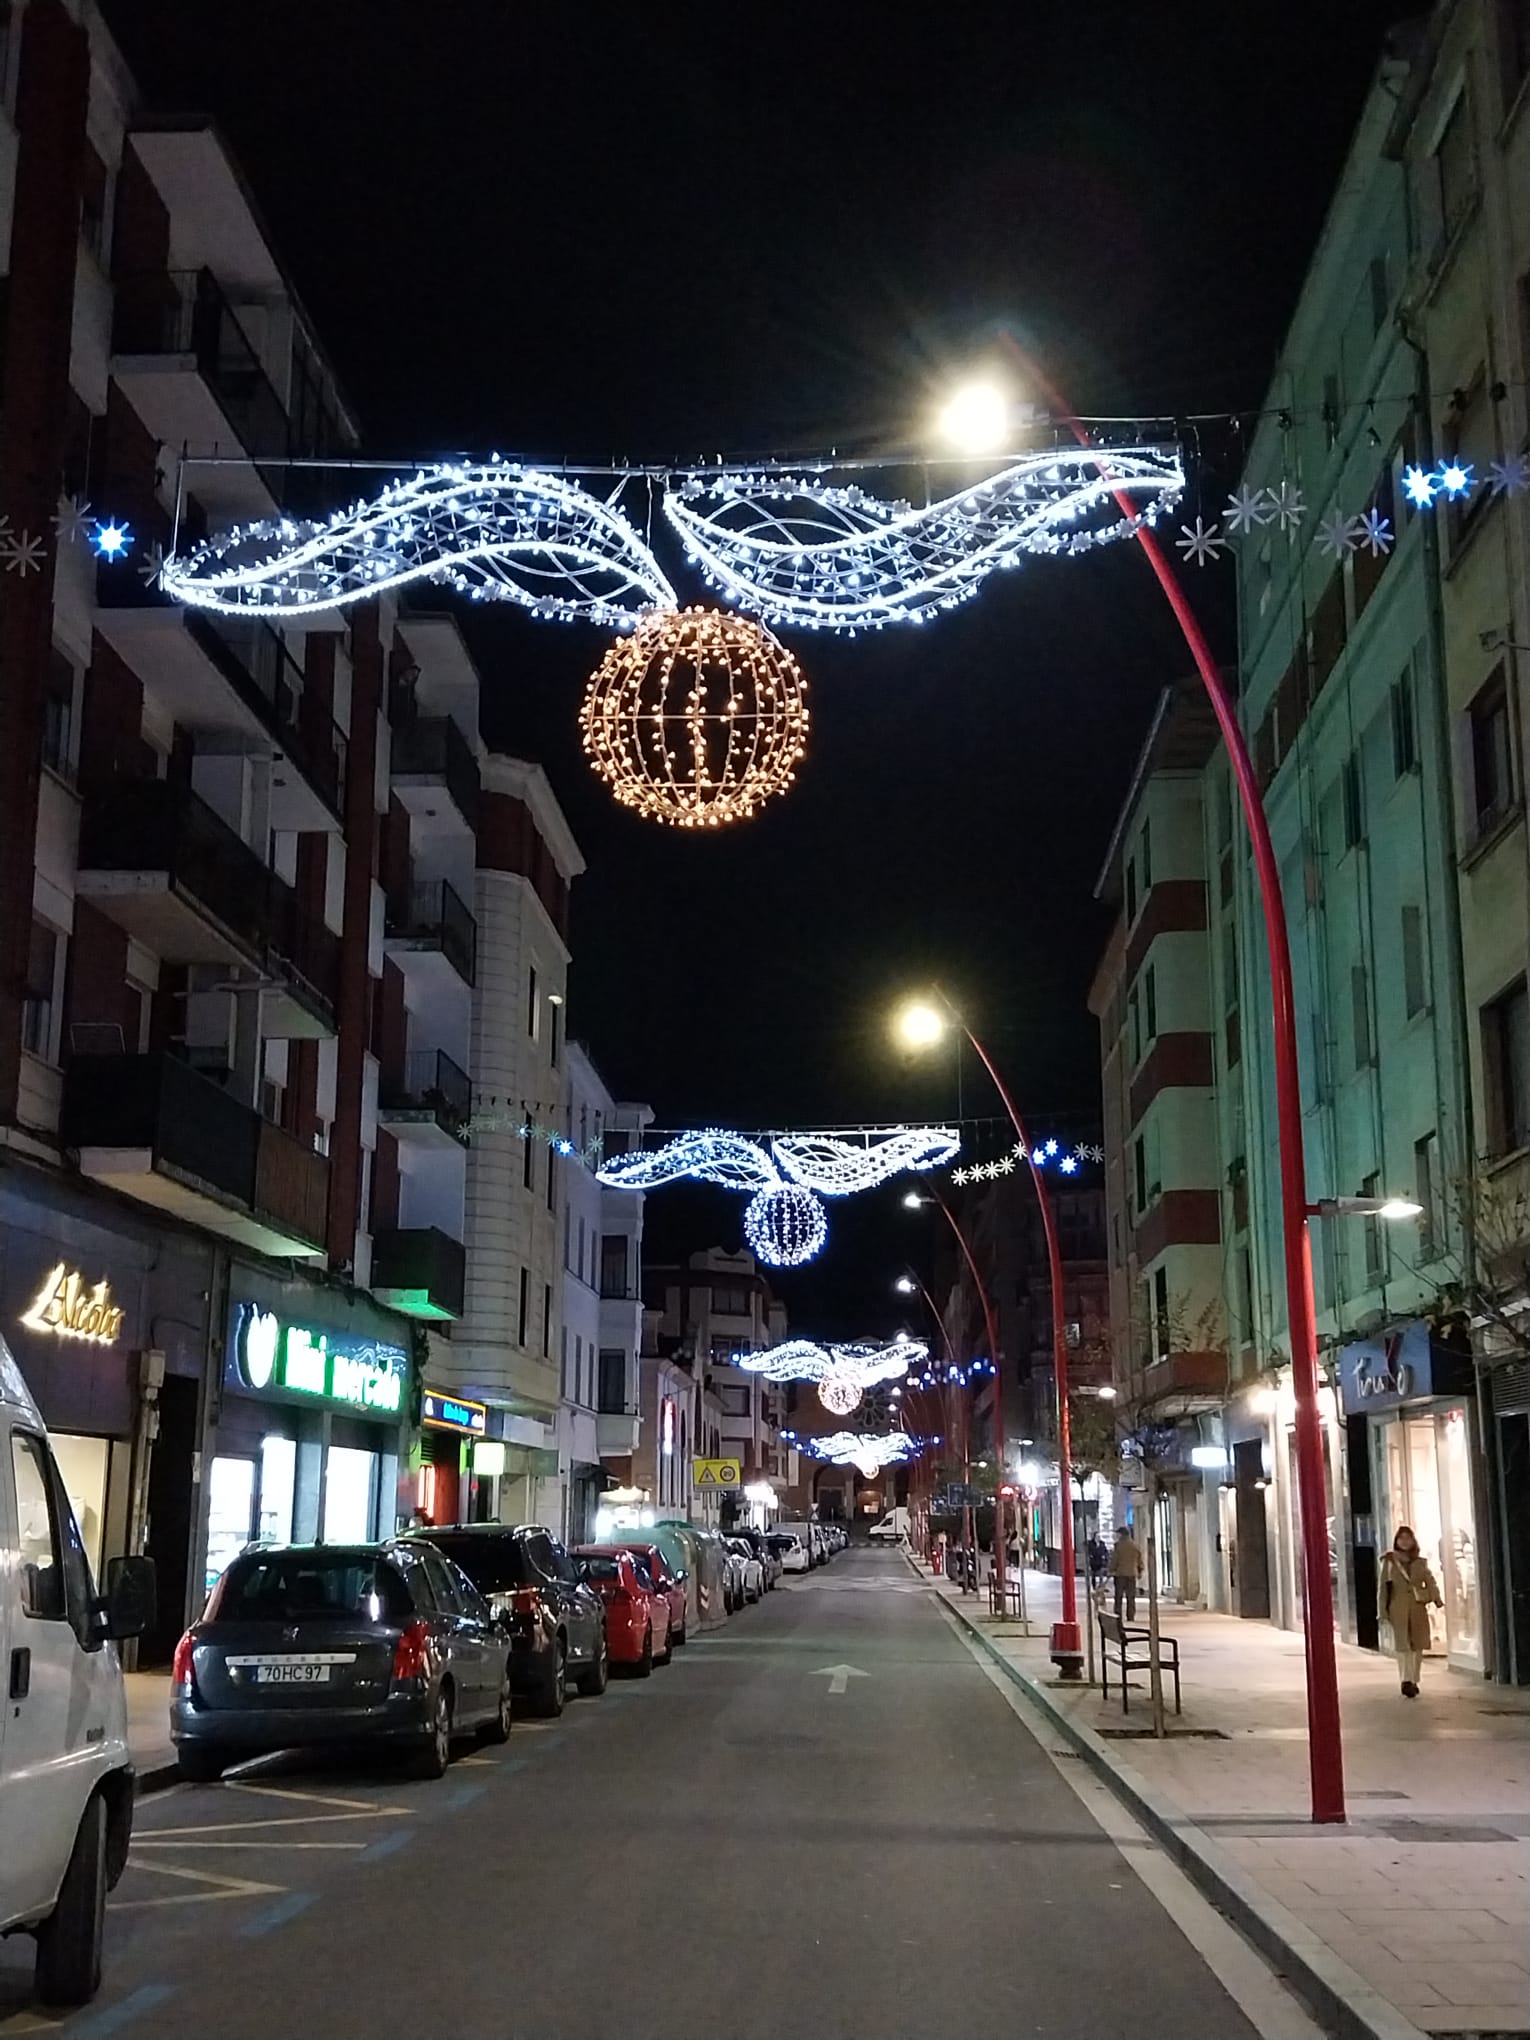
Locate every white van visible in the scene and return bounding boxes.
[868,1507,910,1543]
[0,1333,154,2004]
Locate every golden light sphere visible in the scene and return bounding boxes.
[578,605,810,828]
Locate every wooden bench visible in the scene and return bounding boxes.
[988,1572,1027,1619]
[1098,1610,1181,1716]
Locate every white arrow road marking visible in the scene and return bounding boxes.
[812,1663,869,1696]
[110,1861,284,1910]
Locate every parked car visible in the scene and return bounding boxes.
[1,1336,155,2007]
[720,1541,746,1613]
[726,1537,765,1602]
[574,1548,670,1673]
[414,1525,607,1716]
[170,1539,512,1785]
[611,1540,689,1644]
[730,1525,780,1589]
[771,1530,811,1574]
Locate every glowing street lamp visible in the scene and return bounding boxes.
[935,380,1012,457]
[894,999,947,1051]
[1309,1195,1423,1222]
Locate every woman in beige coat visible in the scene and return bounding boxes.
[1377,1525,1442,1697]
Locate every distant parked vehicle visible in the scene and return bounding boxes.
[730,1526,780,1589]
[169,1541,512,1784]
[726,1537,765,1602]
[771,1531,810,1574]
[574,1548,670,1673]
[777,1521,822,1569]
[413,1525,607,1716]
[868,1508,910,1544]
[609,1541,689,1644]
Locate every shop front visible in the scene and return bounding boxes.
[1340,1321,1483,1673]
[204,1272,413,1592]
[413,1386,488,1527]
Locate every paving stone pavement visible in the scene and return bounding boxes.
[913,1556,1530,2035]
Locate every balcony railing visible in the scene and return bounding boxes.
[385,878,476,987]
[254,1118,331,1252]
[268,882,340,1023]
[378,1048,472,1144]
[390,713,480,827]
[78,778,271,961]
[370,1225,467,1320]
[197,616,347,814]
[113,268,289,464]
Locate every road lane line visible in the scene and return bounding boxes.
[223,1782,410,1813]
[110,1862,283,1909]
[132,1839,365,1851]
[237,1891,318,1939]
[65,1986,175,2036]
[358,1828,413,1862]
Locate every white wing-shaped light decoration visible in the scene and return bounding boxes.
[595,1126,959,1270]
[803,1431,917,1477]
[736,1338,926,1386]
[663,447,1185,632]
[159,463,677,626]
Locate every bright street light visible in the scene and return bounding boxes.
[1310,1195,1424,1222]
[902,1191,925,1210]
[894,1276,916,1294]
[935,381,1011,456]
[893,998,946,1050]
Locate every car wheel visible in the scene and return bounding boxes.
[673,1619,687,1647]
[635,1627,653,1679]
[482,1672,513,1745]
[412,1684,453,1779]
[576,1638,609,1698]
[175,1747,225,1786]
[537,1639,567,1718]
[656,1621,673,1666]
[34,1793,106,2007]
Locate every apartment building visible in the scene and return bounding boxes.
[0,0,460,1658]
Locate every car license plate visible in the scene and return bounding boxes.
[257,1662,329,1684]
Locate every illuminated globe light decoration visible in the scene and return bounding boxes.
[734,1336,927,1415]
[662,447,1185,633]
[595,1127,959,1270]
[157,462,676,625]
[578,606,809,829]
[818,1376,864,1416]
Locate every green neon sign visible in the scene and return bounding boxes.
[230,1302,406,1417]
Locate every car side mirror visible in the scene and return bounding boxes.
[103,1555,155,1641]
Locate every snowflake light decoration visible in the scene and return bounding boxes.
[597,1127,959,1269]
[1355,508,1393,556]
[92,519,131,559]
[663,446,1185,632]
[1175,517,1226,568]
[1402,464,1439,509]
[950,1139,1102,1187]
[1316,510,1360,560]
[1269,481,1307,532]
[579,606,809,829]
[1223,485,1274,535]
[52,496,93,547]
[0,530,45,577]
[1489,455,1529,497]
[158,461,677,625]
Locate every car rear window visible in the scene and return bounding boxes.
[580,1556,621,1582]
[767,1533,797,1550]
[213,1553,411,1624]
[424,1534,532,1592]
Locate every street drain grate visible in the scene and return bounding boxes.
[1376,1819,1516,1844]
[1097,1727,1229,1740]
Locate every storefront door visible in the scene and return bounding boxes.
[1373,1406,1481,1670]
[322,1445,379,1542]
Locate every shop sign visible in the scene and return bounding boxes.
[421,1387,488,1436]
[1338,1321,1434,1416]
[229,1300,407,1418]
[19,1263,125,1345]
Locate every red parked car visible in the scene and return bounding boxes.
[573,1548,671,1675]
[611,1540,688,1649]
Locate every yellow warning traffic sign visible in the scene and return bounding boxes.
[692,1456,742,1489]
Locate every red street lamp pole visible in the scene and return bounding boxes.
[1003,345,1345,1819]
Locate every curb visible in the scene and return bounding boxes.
[910,1557,1427,2040]
[134,1759,180,1797]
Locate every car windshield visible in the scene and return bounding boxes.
[213,1552,410,1624]
[423,1533,532,1592]
[580,1556,622,1582]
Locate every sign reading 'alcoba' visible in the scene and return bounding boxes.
[20,1263,125,1345]
[229,1301,407,1417]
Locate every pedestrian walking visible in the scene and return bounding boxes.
[1378,1525,1442,1698]
[1087,1534,1108,1590]
[1110,1524,1143,1621]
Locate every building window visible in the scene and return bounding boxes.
[523,1133,535,1191]
[1125,858,1137,926]
[1401,905,1427,1019]
[571,1333,581,1401]
[1390,673,1416,777]
[598,1349,626,1414]
[1432,90,1476,244]
[1368,253,1389,334]
[561,1323,570,1399]
[527,965,539,1040]
[42,649,76,781]
[518,1267,530,1347]
[546,1142,557,1211]
[21,920,60,1063]
[1133,1136,1147,1215]
[1469,668,1516,835]
[1351,964,1373,1070]
[1482,977,1530,1154]
[563,1202,572,1270]
[1140,818,1153,890]
[1362,1172,1387,1287]
[1152,1266,1170,1362]
[1127,986,1141,1066]
[1144,964,1158,1044]
[601,1235,629,1299]
[1341,755,1364,849]
[1414,1131,1439,1260]
[543,1283,552,1359]
[549,1000,561,1066]
[1442,375,1496,551]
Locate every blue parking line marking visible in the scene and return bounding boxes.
[69,1983,176,2034]
[442,1780,485,1809]
[237,1890,318,1939]
[359,1827,413,1862]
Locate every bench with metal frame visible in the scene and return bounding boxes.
[1097,1609,1181,1715]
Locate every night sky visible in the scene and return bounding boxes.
[101,1,1411,1327]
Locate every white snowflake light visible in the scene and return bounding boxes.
[1355,507,1393,556]
[52,495,93,547]
[1269,481,1307,532]
[1489,455,1529,497]
[0,530,45,577]
[160,461,677,626]
[1176,517,1226,567]
[1402,464,1439,509]
[1223,485,1274,535]
[92,519,131,559]
[663,445,1185,632]
[1438,461,1474,498]
[1316,509,1360,560]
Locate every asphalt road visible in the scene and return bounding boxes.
[0,1547,1307,2039]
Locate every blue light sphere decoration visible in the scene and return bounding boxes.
[744,1184,828,1268]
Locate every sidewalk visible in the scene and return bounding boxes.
[913,1556,1530,2038]
[125,1670,177,1792]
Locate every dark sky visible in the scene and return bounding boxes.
[102,1,1411,1325]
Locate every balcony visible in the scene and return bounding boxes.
[596,1410,641,1456]
[265,883,340,1039]
[370,1225,466,1321]
[389,714,479,837]
[384,878,475,990]
[111,269,289,521]
[76,778,270,967]
[378,1048,472,1149]
[93,594,346,832]
[61,1051,328,1257]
